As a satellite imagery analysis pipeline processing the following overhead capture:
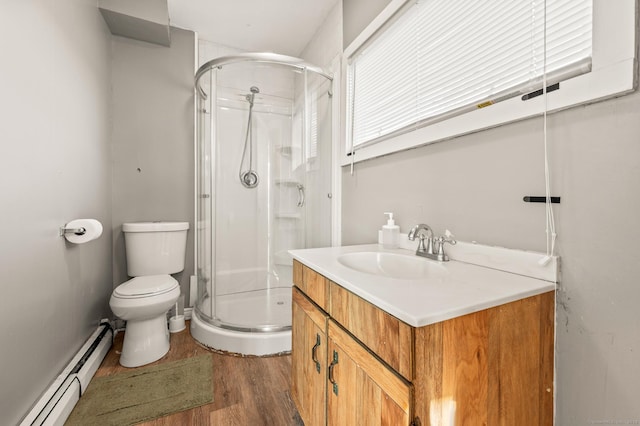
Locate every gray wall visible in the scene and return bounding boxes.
[99,0,171,46]
[99,0,170,24]
[342,19,640,426]
[111,28,195,302]
[342,0,391,48]
[0,1,113,424]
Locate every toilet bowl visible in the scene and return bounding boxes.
[109,221,189,367]
[110,275,180,367]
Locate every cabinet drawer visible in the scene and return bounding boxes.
[329,281,414,380]
[293,260,329,311]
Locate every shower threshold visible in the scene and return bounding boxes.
[191,287,292,356]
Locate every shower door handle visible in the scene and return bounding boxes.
[297,184,305,207]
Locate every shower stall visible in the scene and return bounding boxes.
[191,53,333,355]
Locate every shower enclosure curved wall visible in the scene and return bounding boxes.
[191,53,333,355]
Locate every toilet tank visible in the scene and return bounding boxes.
[123,221,189,277]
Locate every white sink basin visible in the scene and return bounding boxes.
[337,251,446,280]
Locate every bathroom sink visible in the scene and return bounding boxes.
[337,252,446,280]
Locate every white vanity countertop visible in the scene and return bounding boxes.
[289,244,556,327]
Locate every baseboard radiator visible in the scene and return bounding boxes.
[20,321,113,426]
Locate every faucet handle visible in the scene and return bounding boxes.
[434,231,457,261]
[434,235,457,247]
[444,229,457,244]
[435,231,457,247]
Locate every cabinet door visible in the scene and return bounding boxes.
[327,320,413,426]
[292,288,328,426]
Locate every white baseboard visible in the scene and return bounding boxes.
[20,322,113,426]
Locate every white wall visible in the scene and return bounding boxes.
[0,1,113,423]
[342,0,390,48]
[300,0,343,70]
[198,39,243,66]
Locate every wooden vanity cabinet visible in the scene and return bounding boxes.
[292,260,554,426]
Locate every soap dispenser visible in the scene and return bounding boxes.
[382,212,400,249]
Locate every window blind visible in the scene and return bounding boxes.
[348,0,593,149]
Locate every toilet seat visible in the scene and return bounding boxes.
[114,275,178,299]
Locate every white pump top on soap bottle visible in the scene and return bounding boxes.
[382,212,400,249]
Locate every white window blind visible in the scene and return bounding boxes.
[348,0,593,149]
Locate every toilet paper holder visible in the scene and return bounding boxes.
[60,219,103,244]
[59,225,87,236]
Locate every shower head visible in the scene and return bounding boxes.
[246,86,260,106]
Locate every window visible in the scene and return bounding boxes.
[343,0,637,164]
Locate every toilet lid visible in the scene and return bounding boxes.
[114,275,178,298]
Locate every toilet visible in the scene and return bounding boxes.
[109,221,189,367]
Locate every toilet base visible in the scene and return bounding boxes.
[119,315,170,367]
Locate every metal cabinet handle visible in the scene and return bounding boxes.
[328,350,339,395]
[297,184,305,207]
[311,334,321,373]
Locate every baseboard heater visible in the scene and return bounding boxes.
[20,321,113,426]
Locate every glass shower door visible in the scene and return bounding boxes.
[303,71,333,249]
[195,61,333,334]
[195,69,214,322]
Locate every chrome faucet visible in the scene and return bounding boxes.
[408,224,435,257]
[408,224,457,261]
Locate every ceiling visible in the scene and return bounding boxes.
[167,0,339,57]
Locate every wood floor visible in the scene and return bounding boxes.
[94,322,303,425]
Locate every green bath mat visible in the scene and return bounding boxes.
[66,354,213,426]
